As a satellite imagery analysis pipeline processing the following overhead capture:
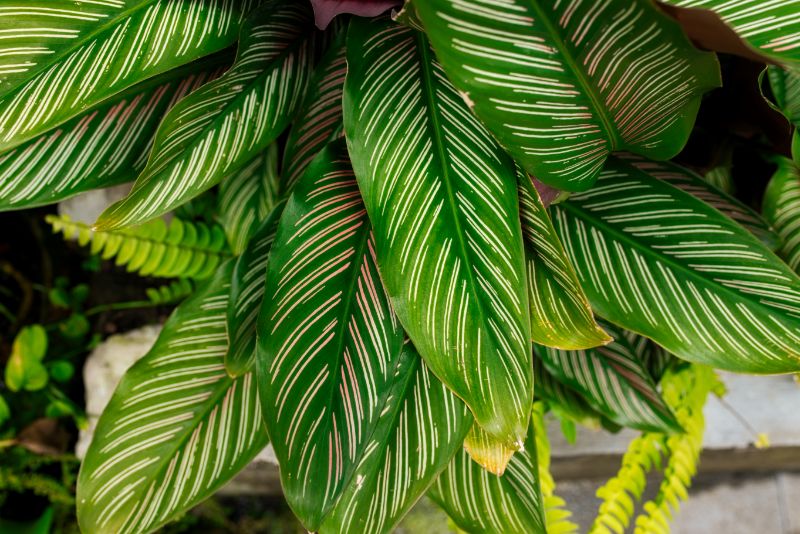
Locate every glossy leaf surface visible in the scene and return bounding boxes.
[764,157,800,272]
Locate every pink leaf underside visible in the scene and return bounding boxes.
[310,0,400,29]
[531,177,562,208]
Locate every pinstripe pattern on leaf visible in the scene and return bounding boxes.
[430,417,547,534]
[763,156,800,272]
[533,355,603,428]
[0,0,257,152]
[535,322,680,434]
[320,342,473,534]
[344,18,532,449]
[257,140,405,530]
[519,171,610,350]
[77,261,268,534]
[462,423,516,477]
[97,1,317,230]
[412,0,720,191]
[0,56,228,211]
[553,155,800,374]
[767,65,800,125]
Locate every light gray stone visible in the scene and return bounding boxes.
[58,183,132,224]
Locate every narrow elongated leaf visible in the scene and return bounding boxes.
[412,0,720,191]
[320,343,473,534]
[660,0,800,67]
[0,57,227,211]
[0,0,257,152]
[345,18,532,448]
[97,2,317,229]
[535,322,680,433]
[553,155,800,374]
[77,262,268,534]
[519,172,610,350]
[767,65,800,125]
[257,140,405,530]
[533,355,603,428]
[226,201,284,377]
[430,419,547,534]
[763,156,800,271]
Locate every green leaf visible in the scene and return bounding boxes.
[344,18,532,449]
[0,0,257,152]
[77,261,269,534]
[535,322,680,434]
[217,144,281,255]
[5,325,48,392]
[0,56,228,211]
[767,65,800,125]
[96,1,318,230]
[660,1,800,67]
[519,172,610,349]
[320,343,473,534]
[0,395,9,427]
[257,140,406,530]
[533,355,603,429]
[553,155,800,373]
[624,331,676,384]
[430,418,547,534]
[226,201,284,377]
[764,156,800,271]
[411,0,720,191]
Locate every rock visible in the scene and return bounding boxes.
[58,184,132,224]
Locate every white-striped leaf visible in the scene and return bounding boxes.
[767,65,800,126]
[257,140,406,530]
[320,343,473,534]
[533,355,603,428]
[553,155,800,374]
[96,1,317,230]
[429,418,547,534]
[77,261,268,534]
[217,144,281,255]
[535,322,680,433]
[281,36,346,194]
[344,18,532,449]
[411,0,720,191]
[519,171,610,350]
[0,0,257,152]
[625,331,676,384]
[763,156,800,272]
[0,56,227,211]
[660,0,800,67]
[225,200,284,377]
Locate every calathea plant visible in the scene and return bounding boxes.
[1,0,799,532]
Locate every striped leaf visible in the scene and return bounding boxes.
[552,155,800,374]
[0,0,257,152]
[519,171,610,350]
[766,65,800,126]
[257,140,406,530]
[281,36,346,194]
[763,156,800,272]
[411,0,720,191]
[0,57,227,211]
[430,418,547,534]
[77,261,268,534]
[533,355,603,429]
[344,18,532,449]
[660,0,800,67]
[217,144,281,255]
[226,201,284,377]
[97,1,317,230]
[320,343,473,534]
[535,322,680,433]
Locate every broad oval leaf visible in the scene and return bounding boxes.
[553,155,800,374]
[344,18,532,449]
[412,0,720,191]
[763,156,800,272]
[97,1,317,230]
[77,262,268,534]
[0,57,227,211]
[519,171,610,350]
[430,419,547,534]
[257,140,405,530]
[0,0,257,152]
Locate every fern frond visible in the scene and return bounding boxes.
[46,214,229,280]
[145,279,194,305]
[532,403,580,534]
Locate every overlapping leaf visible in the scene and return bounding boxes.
[553,155,800,373]
[519,172,610,350]
[344,18,532,449]
[97,1,317,229]
[77,262,268,534]
[430,419,547,534]
[536,322,680,433]
[533,355,603,428]
[412,0,720,191]
[763,156,800,271]
[0,0,257,152]
[767,66,800,126]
